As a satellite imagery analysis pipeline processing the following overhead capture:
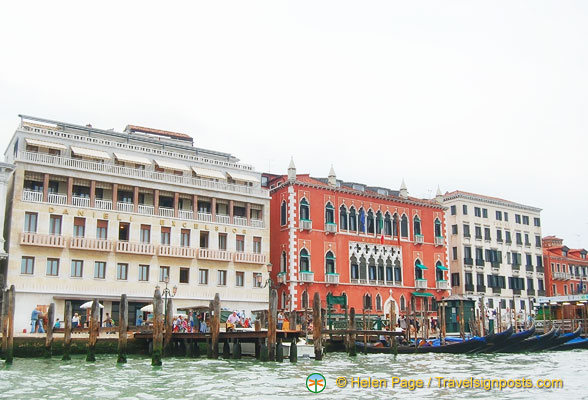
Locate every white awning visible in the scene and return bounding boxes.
[227,171,261,183]
[71,146,111,160]
[25,138,67,151]
[154,159,190,172]
[192,166,227,180]
[114,152,152,166]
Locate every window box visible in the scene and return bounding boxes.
[477,285,486,293]
[300,219,312,231]
[415,279,427,289]
[300,271,314,283]
[465,283,475,292]
[463,257,473,265]
[475,259,484,266]
[434,236,444,246]
[414,234,424,244]
[326,273,339,284]
[325,222,337,234]
[436,280,450,290]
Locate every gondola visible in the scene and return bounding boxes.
[471,325,514,353]
[543,325,582,351]
[552,336,588,351]
[499,326,558,353]
[354,335,487,354]
[487,323,535,353]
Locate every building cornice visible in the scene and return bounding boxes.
[443,192,541,213]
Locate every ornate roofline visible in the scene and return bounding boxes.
[442,192,541,213]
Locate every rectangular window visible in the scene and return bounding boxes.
[236,235,245,252]
[516,232,522,245]
[522,216,529,225]
[140,224,151,244]
[534,217,541,227]
[464,246,472,259]
[452,247,458,260]
[451,224,458,235]
[236,271,244,287]
[482,208,488,218]
[139,264,149,281]
[21,256,34,274]
[161,226,171,245]
[199,269,208,284]
[24,212,38,232]
[94,261,106,279]
[463,224,471,237]
[504,212,509,222]
[450,205,456,215]
[200,231,209,248]
[46,258,59,276]
[71,260,83,278]
[253,237,262,254]
[526,254,533,266]
[475,226,482,239]
[179,268,190,284]
[181,229,190,247]
[451,272,460,287]
[496,211,502,221]
[505,231,512,243]
[535,235,541,247]
[49,215,62,235]
[496,229,503,242]
[484,227,491,241]
[462,205,468,215]
[515,214,521,224]
[159,266,170,282]
[117,263,128,280]
[536,256,543,268]
[474,207,481,217]
[96,219,108,239]
[218,270,227,286]
[253,272,262,288]
[538,279,544,291]
[73,217,86,238]
[219,233,227,250]
[524,233,530,246]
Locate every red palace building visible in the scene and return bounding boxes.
[262,160,450,320]
[543,236,588,296]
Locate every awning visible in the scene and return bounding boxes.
[226,171,261,183]
[416,263,428,270]
[192,166,227,180]
[436,265,448,271]
[114,152,152,165]
[71,146,111,160]
[154,159,190,172]
[25,138,67,151]
[411,292,434,297]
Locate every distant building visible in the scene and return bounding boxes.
[542,236,588,296]
[0,162,15,280]
[3,115,270,331]
[264,160,450,321]
[440,191,544,318]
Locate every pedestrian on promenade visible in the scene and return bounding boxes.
[30,307,41,333]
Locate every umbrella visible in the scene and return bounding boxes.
[80,301,104,309]
[140,304,153,313]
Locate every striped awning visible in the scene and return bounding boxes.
[192,166,226,180]
[226,171,260,183]
[154,159,190,172]
[114,152,151,165]
[71,146,111,160]
[25,138,67,151]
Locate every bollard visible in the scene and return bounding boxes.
[289,337,297,363]
[223,340,231,359]
[276,338,284,362]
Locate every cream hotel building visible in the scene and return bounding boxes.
[3,115,270,331]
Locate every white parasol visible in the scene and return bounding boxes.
[80,301,104,309]
[140,304,154,313]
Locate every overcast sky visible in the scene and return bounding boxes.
[0,1,586,247]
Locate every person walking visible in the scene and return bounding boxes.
[30,307,41,333]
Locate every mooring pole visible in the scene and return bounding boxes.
[5,285,15,364]
[348,307,356,356]
[1,289,8,357]
[313,292,322,360]
[62,301,72,361]
[44,302,55,358]
[86,299,100,362]
[164,296,173,356]
[211,293,220,359]
[152,288,164,366]
[117,294,128,363]
[268,288,277,361]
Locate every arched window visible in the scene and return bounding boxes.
[367,210,375,234]
[325,202,335,225]
[436,260,446,281]
[376,211,383,235]
[434,218,442,237]
[325,251,336,274]
[301,290,308,309]
[350,255,359,280]
[364,293,372,310]
[281,291,287,309]
[368,256,377,281]
[300,249,310,272]
[376,294,382,311]
[349,207,357,232]
[413,215,421,236]
[394,259,402,283]
[280,251,287,273]
[339,205,348,230]
[400,295,406,311]
[300,198,310,221]
[358,207,366,233]
[377,258,384,281]
[415,259,425,280]
[393,213,399,236]
[359,256,367,281]
[280,201,287,226]
[385,259,393,282]
[384,212,392,236]
[400,214,409,238]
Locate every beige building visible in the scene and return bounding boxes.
[440,190,544,324]
[3,115,270,331]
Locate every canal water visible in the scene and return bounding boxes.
[1,351,586,399]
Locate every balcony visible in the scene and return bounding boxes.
[72,196,90,208]
[492,287,502,294]
[465,283,475,292]
[158,245,196,258]
[325,223,337,234]
[415,279,427,289]
[326,273,340,284]
[512,264,520,272]
[527,289,536,296]
[414,234,424,244]
[300,271,314,283]
[464,257,473,265]
[250,219,264,228]
[116,241,155,255]
[477,285,486,293]
[526,265,534,272]
[436,280,450,290]
[138,204,155,215]
[505,239,512,245]
[95,199,112,210]
[197,248,232,262]
[536,266,545,273]
[234,252,267,264]
[524,242,531,248]
[216,214,230,224]
[20,232,66,248]
[553,272,567,280]
[159,207,174,217]
[434,236,444,246]
[69,237,113,252]
[300,219,312,231]
[117,202,134,213]
[178,210,193,220]
[233,216,248,226]
[475,235,482,241]
[491,262,500,269]
[277,272,287,284]
[48,193,67,205]
[197,212,213,222]
[513,288,521,295]
[537,290,546,296]
[22,190,43,202]
[475,259,485,266]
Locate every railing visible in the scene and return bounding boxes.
[234,252,267,264]
[414,234,424,244]
[72,196,90,208]
[48,193,67,205]
[300,219,312,231]
[300,271,314,283]
[512,264,520,271]
[178,210,193,220]
[20,232,66,247]
[234,216,248,226]
[491,262,500,269]
[464,257,473,265]
[477,285,486,293]
[216,214,230,224]
[465,283,475,292]
[538,290,546,296]
[197,248,232,261]
[197,212,213,222]
[526,265,534,272]
[159,207,174,217]
[475,259,485,266]
[138,204,155,215]
[325,223,337,234]
[69,237,113,251]
[22,190,43,202]
[492,287,502,294]
[415,279,427,289]
[95,199,112,210]
[326,273,340,284]
[250,219,264,228]
[117,202,134,213]
[527,289,536,296]
[116,241,155,255]
[436,280,450,290]
[158,245,196,258]
[513,288,521,295]
[434,236,444,246]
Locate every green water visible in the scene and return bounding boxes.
[1,351,586,399]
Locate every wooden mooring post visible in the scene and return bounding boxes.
[268,288,277,361]
[44,302,55,358]
[459,299,465,340]
[152,288,164,366]
[313,292,322,360]
[348,307,356,356]
[86,299,100,362]
[117,294,128,364]
[62,301,72,361]
[1,289,8,358]
[289,337,297,363]
[389,301,397,355]
[5,286,15,364]
[164,296,173,356]
[211,293,220,359]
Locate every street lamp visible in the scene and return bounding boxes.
[156,275,177,322]
[256,263,274,297]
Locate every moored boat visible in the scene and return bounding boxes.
[499,326,558,353]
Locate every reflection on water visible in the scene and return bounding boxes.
[1,351,587,399]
